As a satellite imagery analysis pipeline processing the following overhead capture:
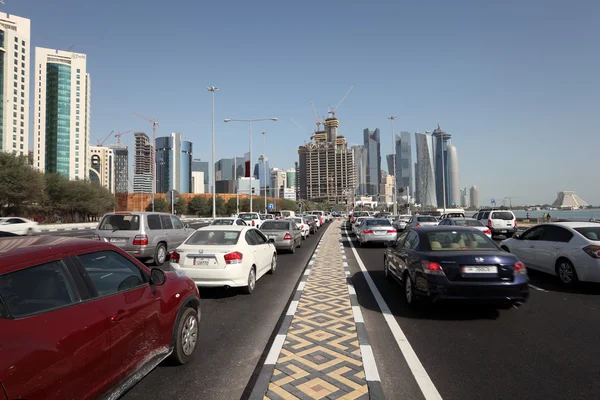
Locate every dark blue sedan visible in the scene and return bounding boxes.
[383,226,529,307]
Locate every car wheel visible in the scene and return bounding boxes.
[556,258,578,285]
[170,307,199,365]
[26,228,34,236]
[242,267,256,294]
[404,273,419,307]
[268,254,277,274]
[384,258,392,281]
[154,243,167,266]
[298,238,302,248]
[290,242,296,254]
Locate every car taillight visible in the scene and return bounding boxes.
[487,220,492,227]
[387,229,396,233]
[301,225,304,229]
[283,232,292,240]
[421,261,444,275]
[224,251,243,264]
[170,251,181,263]
[415,223,421,227]
[92,234,100,241]
[483,229,491,235]
[252,220,255,226]
[583,245,600,259]
[363,229,374,233]
[351,217,355,223]
[514,219,517,227]
[133,234,148,245]
[513,261,527,275]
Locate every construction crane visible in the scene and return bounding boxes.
[328,84,355,118]
[114,130,132,145]
[67,45,74,51]
[133,112,160,210]
[97,130,115,146]
[290,118,308,134]
[310,100,323,131]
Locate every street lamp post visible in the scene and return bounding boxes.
[207,86,219,219]
[440,131,447,214]
[261,130,267,213]
[388,116,397,215]
[224,118,277,212]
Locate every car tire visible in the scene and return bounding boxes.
[268,254,277,274]
[556,258,578,285]
[154,243,167,266]
[384,258,392,281]
[290,243,296,254]
[242,267,256,294]
[26,228,34,236]
[404,272,419,307]
[170,307,199,365]
[298,238,302,248]
[505,232,514,239]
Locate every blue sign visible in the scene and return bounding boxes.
[491,198,496,206]
[268,203,274,210]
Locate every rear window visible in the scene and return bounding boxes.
[427,230,497,251]
[261,221,290,230]
[446,213,465,218]
[239,213,258,221]
[454,219,484,227]
[366,219,391,227]
[417,216,437,222]
[212,219,234,225]
[491,212,514,220]
[98,214,140,231]
[292,218,303,224]
[574,227,600,241]
[185,230,241,245]
[353,212,369,217]
[282,211,292,217]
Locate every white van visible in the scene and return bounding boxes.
[280,210,296,219]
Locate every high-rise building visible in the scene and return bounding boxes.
[107,144,128,193]
[215,158,233,181]
[297,117,355,204]
[386,132,413,197]
[352,145,368,197]
[460,187,469,208]
[270,168,287,198]
[254,155,270,190]
[191,171,204,194]
[0,14,30,156]
[414,132,437,207]
[191,159,209,193]
[447,144,460,206]
[286,168,296,189]
[470,186,479,209]
[88,146,114,193]
[133,132,153,193]
[379,171,394,203]
[34,48,90,180]
[432,125,451,208]
[363,128,381,196]
[155,132,192,193]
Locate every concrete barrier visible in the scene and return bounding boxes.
[39,222,98,232]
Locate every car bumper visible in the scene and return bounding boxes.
[490,227,517,235]
[361,233,397,243]
[415,275,530,303]
[170,262,250,287]
[273,240,295,250]
[125,246,156,259]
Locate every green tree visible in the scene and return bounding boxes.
[0,152,44,216]
[226,197,238,215]
[188,195,209,216]
[147,198,169,212]
[210,196,226,216]
[174,197,188,215]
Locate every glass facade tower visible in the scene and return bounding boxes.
[45,63,71,175]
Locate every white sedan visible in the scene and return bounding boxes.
[169,225,277,294]
[290,217,310,239]
[210,217,247,226]
[500,222,600,285]
[0,217,40,236]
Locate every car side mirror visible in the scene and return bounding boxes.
[268,238,275,243]
[150,268,166,286]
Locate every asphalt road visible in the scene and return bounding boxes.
[121,224,328,400]
[343,227,600,400]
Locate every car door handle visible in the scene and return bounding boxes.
[111,311,129,322]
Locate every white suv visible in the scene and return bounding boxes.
[474,209,517,238]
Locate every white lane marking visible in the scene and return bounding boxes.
[287,301,299,315]
[348,285,356,295]
[360,345,381,382]
[352,306,364,322]
[304,269,311,276]
[343,261,348,267]
[297,281,306,291]
[265,334,287,364]
[346,228,443,400]
[528,283,547,292]
[309,260,315,266]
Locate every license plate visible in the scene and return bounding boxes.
[462,266,498,274]
[110,238,126,243]
[194,258,210,266]
[501,230,507,233]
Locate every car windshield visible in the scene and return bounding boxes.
[185,230,241,245]
[261,221,290,230]
[491,212,514,220]
[574,227,600,241]
[98,214,141,230]
[212,219,234,225]
[427,230,497,251]
[454,219,484,227]
[238,214,256,221]
[417,216,437,223]
[365,219,391,227]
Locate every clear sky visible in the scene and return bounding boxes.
[4,0,599,205]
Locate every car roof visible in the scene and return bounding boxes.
[413,226,478,232]
[549,222,600,228]
[0,236,116,272]
[102,211,173,216]
[214,217,238,220]
[197,225,250,231]
[448,217,477,220]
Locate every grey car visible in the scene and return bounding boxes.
[405,215,439,229]
[260,220,302,254]
[356,218,397,246]
[94,212,194,266]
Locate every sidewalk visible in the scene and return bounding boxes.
[251,221,383,400]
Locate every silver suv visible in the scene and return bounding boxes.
[93,212,194,265]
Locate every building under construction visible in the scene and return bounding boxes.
[297,115,355,204]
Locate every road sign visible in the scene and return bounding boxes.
[268,203,274,210]
[491,198,496,206]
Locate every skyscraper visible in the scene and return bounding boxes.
[133,132,153,193]
[0,14,30,157]
[386,132,413,197]
[34,48,90,180]
[447,144,460,206]
[352,145,368,196]
[432,125,451,208]
[108,144,128,193]
[254,155,270,190]
[155,132,192,193]
[191,159,209,193]
[363,128,381,196]
[414,132,437,207]
[286,168,296,189]
[88,146,114,193]
[470,186,479,209]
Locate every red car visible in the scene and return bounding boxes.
[0,236,201,400]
